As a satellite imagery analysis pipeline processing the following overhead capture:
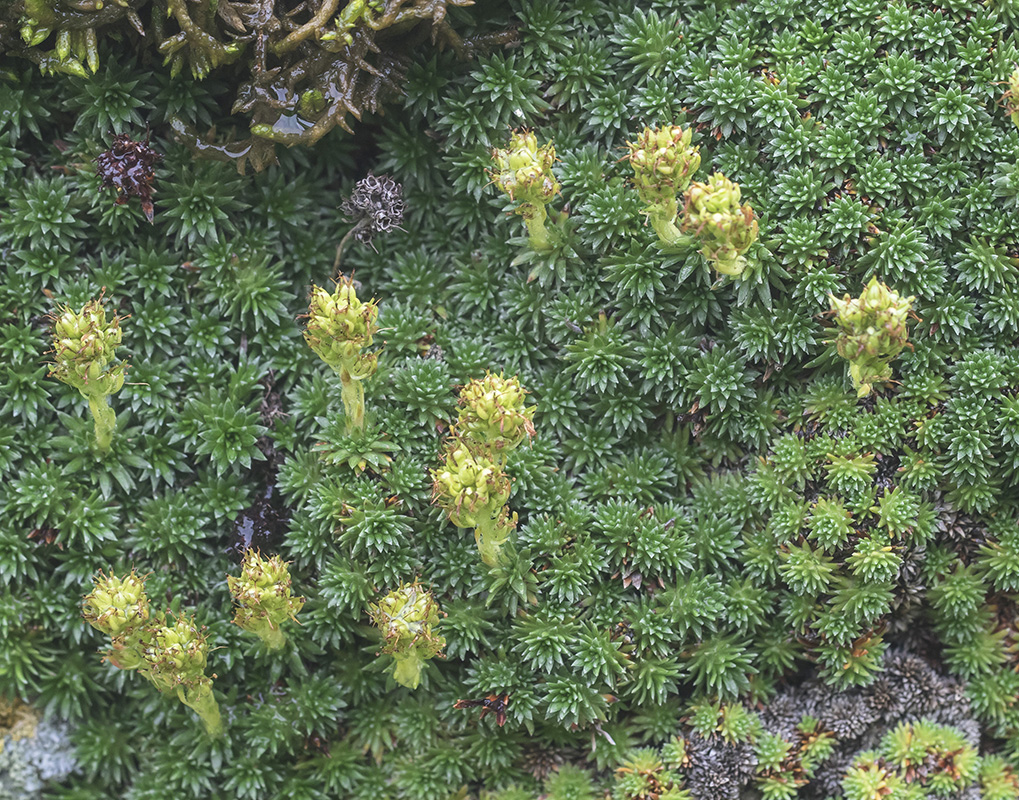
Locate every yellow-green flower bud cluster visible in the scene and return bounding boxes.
[304,274,380,432]
[81,570,150,640]
[622,127,757,273]
[490,130,560,214]
[304,276,379,377]
[50,299,126,397]
[49,297,128,451]
[829,277,915,397]
[681,173,760,276]
[141,614,212,694]
[626,125,701,225]
[432,442,512,530]
[369,582,446,690]
[490,130,560,251]
[455,373,536,460]
[432,374,536,567]
[227,549,305,650]
[82,571,223,736]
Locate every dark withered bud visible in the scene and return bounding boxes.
[340,173,405,246]
[95,134,163,223]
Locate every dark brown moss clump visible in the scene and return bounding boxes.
[94,133,163,223]
[6,0,483,171]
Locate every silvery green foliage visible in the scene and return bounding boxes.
[0,719,77,800]
[685,732,757,800]
[760,649,979,799]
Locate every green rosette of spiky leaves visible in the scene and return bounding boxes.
[844,720,979,799]
[829,277,915,397]
[626,125,701,247]
[490,129,560,252]
[81,570,151,671]
[455,373,536,466]
[140,613,223,737]
[680,173,759,276]
[49,297,128,452]
[303,274,380,433]
[369,582,446,690]
[432,439,516,567]
[227,549,305,651]
[613,746,691,800]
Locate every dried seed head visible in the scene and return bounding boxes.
[341,173,405,245]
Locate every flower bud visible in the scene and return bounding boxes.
[142,613,211,693]
[369,582,445,689]
[681,172,759,276]
[626,125,701,217]
[348,351,378,381]
[432,441,511,529]
[48,297,127,399]
[227,549,304,650]
[304,276,379,378]
[490,130,560,215]
[829,277,915,397]
[456,373,536,457]
[82,570,150,639]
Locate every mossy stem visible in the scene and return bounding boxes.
[523,204,553,251]
[272,0,342,54]
[87,393,116,452]
[650,213,684,247]
[179,684,224,737]
[473,513,509,568]
[339,366,365,433]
